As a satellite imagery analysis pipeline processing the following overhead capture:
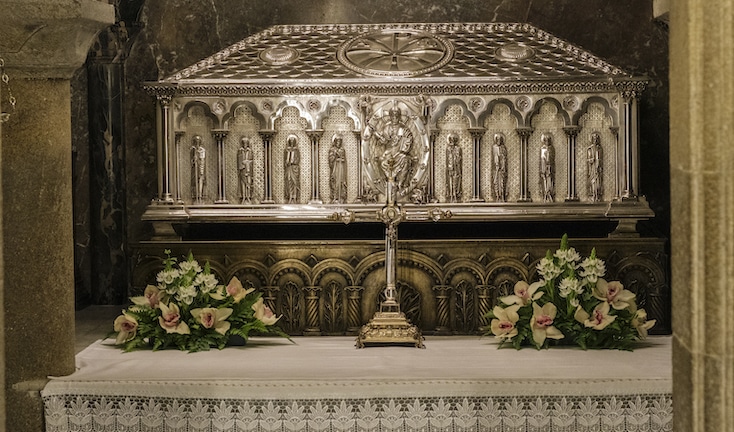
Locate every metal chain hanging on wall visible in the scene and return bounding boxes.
[0,57,17,123]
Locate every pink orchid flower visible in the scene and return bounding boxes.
[531,302,564,346]
[501,280,544,306]
[490,305,521,340]
[191,307,233,335]
[593,279,637,310]
[158,302,190,335]
[113,312,138,344]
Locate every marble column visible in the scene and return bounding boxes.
[0,2,114,431]
[88,35,128,305]
[670,1,734,430]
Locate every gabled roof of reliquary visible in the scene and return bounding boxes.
[146,22,646,96]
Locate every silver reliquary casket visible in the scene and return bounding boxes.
[143,22,653,236]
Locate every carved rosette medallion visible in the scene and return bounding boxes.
[337,29,454,77]
[361,100,431,200]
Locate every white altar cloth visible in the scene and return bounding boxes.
[42,336,672,432]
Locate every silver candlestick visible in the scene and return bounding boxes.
[356,158,425,348]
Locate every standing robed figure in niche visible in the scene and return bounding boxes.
[238,136,254,204]
[492,132,508,202]
[539,133,555,202]
[191,135,206,203]
[284,134,301,203]
[445,133,462,202]
[587,131,603,202]
[328,133,348,204]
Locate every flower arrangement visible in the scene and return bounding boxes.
[112,250,289,352]
[485,235,655,350]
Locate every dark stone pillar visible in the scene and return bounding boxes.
[0,2,114,430]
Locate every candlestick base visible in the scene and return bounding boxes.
[355,305,424,348]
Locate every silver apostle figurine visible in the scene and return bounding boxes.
[191,135,206,203]
[445,133,462,202]
[492,132,508,202]
[539,133,555,202]
[238,136,254,204]
[284,134,301,204]
[587,131,603,202]
[328,133,348,204]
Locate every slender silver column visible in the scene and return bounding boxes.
[213,130,229,204]
[158,94,174,203]
[563,126,580,201]
[308,130,323,204]
[469,128,485,202]
[260,130,275,204]
[516,127,533,202]
[174,131,184,203]
[609,126,620,200]
[618,87,640,200]
[429,130,438,202]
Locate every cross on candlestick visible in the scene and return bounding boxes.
[353,156,451,348]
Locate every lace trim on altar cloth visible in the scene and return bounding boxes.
[44,393,673,432]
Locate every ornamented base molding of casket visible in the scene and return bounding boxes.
[143,200,654,222]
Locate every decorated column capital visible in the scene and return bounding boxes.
[562,125,580,137]
[615,80,648,101]
[0,0,115,79]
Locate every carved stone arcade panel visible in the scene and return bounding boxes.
[131,239,671,336]
[143,23,653,235]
